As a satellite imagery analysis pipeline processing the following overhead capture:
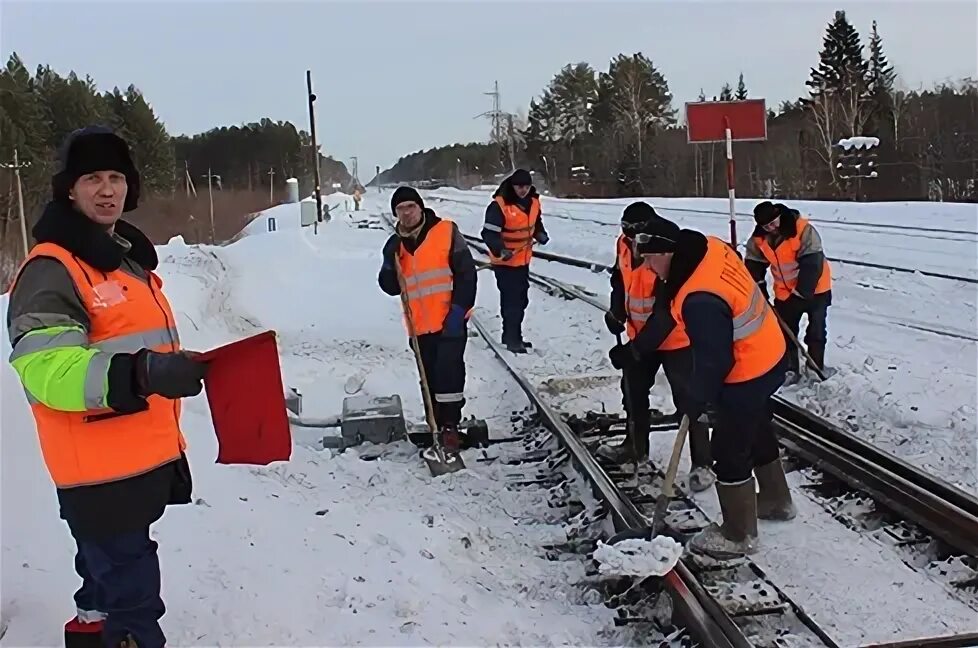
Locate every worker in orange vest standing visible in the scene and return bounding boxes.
[5,126,207,648]
[746,201,832,379]
[602,203,714,492]
[630,214,794,558]
[379,187,477,452]
[480,169,549,353]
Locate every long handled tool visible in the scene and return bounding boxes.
[393,258,465,476]
[770,305,827,381]
[616,332,641,481]
[607,414,690,544]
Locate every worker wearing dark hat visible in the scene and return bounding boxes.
[745,201,832,379]
[602,202,714,492]
[628,214,795,558]
[379,186,477,452]
[480,169,549,353]
[5,125,207,648]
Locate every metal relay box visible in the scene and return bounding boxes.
[323,394,407,450]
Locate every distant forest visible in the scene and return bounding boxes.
[376,10,977,204]
[0,53,354,280]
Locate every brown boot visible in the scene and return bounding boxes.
[688,478,759,558]
[755,458,797,520]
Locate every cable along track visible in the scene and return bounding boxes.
[459,231,978,646]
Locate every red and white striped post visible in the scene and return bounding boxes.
[724,116,737,248]
[685,99,768,251]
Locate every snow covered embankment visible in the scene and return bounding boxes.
[0,200,616,646]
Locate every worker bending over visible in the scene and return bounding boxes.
[602,202,714,492]
[745,201,832,378]
[632,214,796,558]
[379,187,477,453]
[481,169,549,353]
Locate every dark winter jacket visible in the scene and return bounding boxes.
[378,208,477,313]
[480,179,548,257]
[6,200,192,540]
[634,230,786,416]
[744,207,831,304]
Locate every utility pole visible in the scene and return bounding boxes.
[1,148,30,257]
[306,69,324,232]
[267,166,275,204]
[201,169,219,243]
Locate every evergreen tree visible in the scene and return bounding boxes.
[719,83,734,101]
[807,10,868,97]
[35,66,109,150]
[736,73,748,100]
[866,20,896,113]
[0,53,53,206]
[103,85,174,193]
[550,63,598,150]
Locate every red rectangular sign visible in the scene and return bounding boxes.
[685,99,767,143]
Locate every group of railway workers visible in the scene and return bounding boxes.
[382,168,832,558]
[4,123,833,648]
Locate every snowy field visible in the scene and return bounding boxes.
[0,197,617,646]
[425,188,978,495]
[2,188,975,646]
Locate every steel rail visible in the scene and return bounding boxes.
[468,314,752,648]
[459,231,978,285]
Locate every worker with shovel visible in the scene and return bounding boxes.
[629,214,795,558]
[745,201,832,381]
[481,169,549,354]
[602,202,715,493]
[379,187,477,456]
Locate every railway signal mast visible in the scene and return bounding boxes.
[685,99,768,248]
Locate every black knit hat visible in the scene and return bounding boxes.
[52,125,140,212]
[622,201,658,226]
[753,201,781,226]
[509,168,532,186]
[391,186,424,214]
[633,214,681,254]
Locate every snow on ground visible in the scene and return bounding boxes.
[420,188,978,494]
[0,194,619,646]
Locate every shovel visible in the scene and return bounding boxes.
[393,258,465,476]
[607,414,690,544]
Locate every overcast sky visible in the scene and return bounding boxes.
[2,0,975,179]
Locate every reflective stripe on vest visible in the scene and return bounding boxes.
[616,235,689,350]
[399,219,457,335]
[489,196,540,267]
[754,217,832,301]
[671,236,785,383]
[9,242,185,488]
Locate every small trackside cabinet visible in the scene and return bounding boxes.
[340,394,407,446]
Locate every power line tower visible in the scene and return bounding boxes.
[475,80,506,169]
[350,156,360,188]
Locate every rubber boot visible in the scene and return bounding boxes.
[64,617,104,648]
[687,420,715,492]
[755,458,797,520]
[688,478,759,558]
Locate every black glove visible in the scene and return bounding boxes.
[608,343,639,370]
[604,310,625,335]
[499,249,514,261]
[135,350,207,399]
[381,236,400,271]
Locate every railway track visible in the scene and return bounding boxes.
[376,210,978,645]
[432,195,978,285]
[456,233,978,646]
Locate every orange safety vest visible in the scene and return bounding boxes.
[616,235,689,350]
[671,236,785,383]
[11,242,185,489]
[488,195,540,267]
[398,219,463,335]
[753,217,832,301]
